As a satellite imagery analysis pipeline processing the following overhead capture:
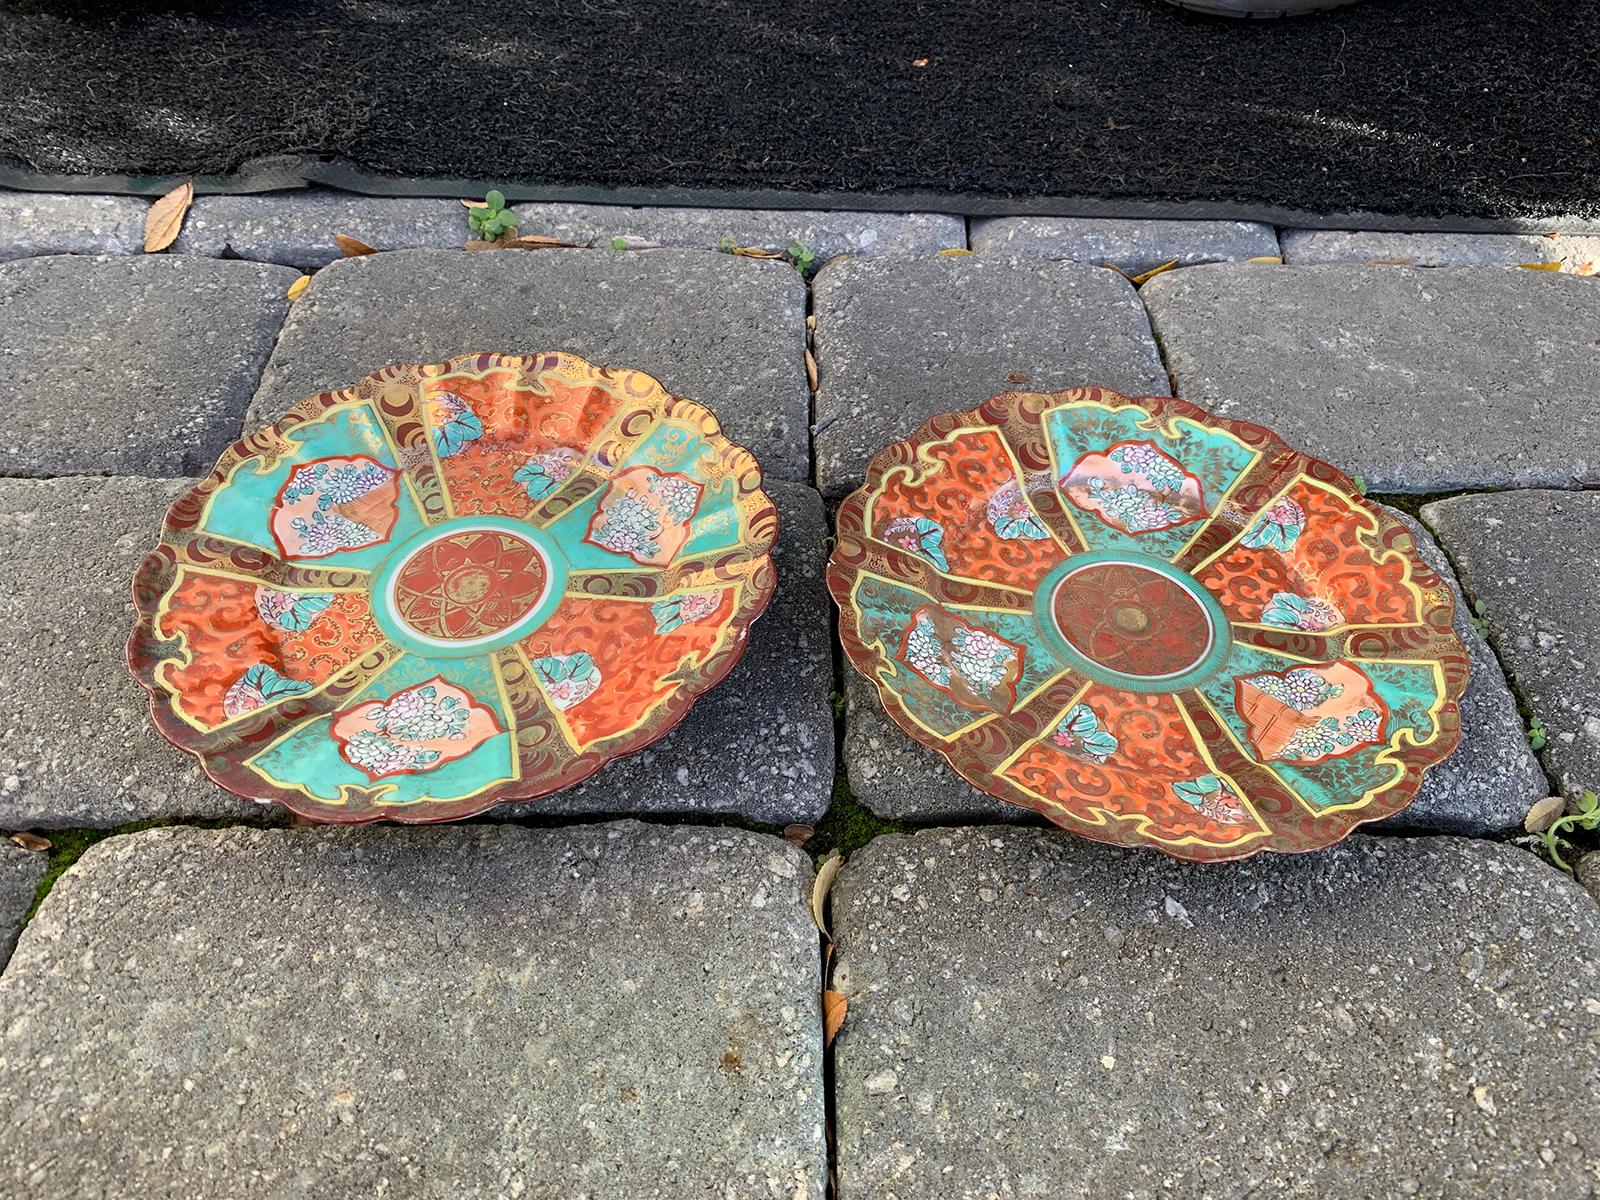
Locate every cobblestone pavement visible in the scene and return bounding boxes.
[1,190,1597,1198]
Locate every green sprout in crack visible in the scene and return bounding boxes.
[468,190,518,242]
[786,239,818,277]
[1469,598,1490,638]
[611,236,627,251]
[1353,475,1368,496]
[829,690,845,720]
[1527,715,1549,751]
[1540,790,1600,874]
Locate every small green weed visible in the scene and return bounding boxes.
[786,239,818,277]
[1353,475,1368,496]
[829,690,845,720]
[1470,599,1490,638]
[1539,790,1600,874]
[468,190,518,241]
[611,236,627,250]
[1527,715,1548,751]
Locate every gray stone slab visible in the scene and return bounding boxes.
[0,191,148,261]
[812,255,1169,500]
[0,822,825,1198]
[1425,490,1600,800]
[174,192,470,269]
[1281,229,1600,269]
[497,480,834,825]
[511,202,965,261]
[841,506,1539,836]
[832,827,1600,1200]
[1142,264,1600,492]
[0,476,266,828]
[971,217,1279,275]
[0,842,45,970]
[0,255,297,477]
[248,248,811,482]
[1579,854,1600,906]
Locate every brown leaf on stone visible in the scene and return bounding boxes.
[1517,261,1562,271]
[1362,257,1416,266]
[460,197,489,209]
[725,243,785,260]
[142,180,193,253]
[1247,255,1283,264]
[8,831,50,852]
[811,853,843,940]
[783,824,814,846]
[1525,796,1567,833]
[1571,260,1598,276]
[805,348,819,393]
[1131,259,1180,286]
[1006,372,1029,384]
[937,248,974,257]
[467,234,582,252]
[334,233,378,257]
[286,275,311,301]
[823,990,848,1045]
[806,313,817,333]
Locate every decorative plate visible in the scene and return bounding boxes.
[828,387,1467,863]
[129,351,778,823]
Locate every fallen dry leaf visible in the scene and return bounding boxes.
[911,57,929,67]
[806,313,817,333]
[1517,261,1562,271]
[823,990,848,1046]
[286,275,311,301]
[334,233,378,257]
[811,853,843,939]
[1525,796,1567,834]
[1545,230,1562,239]
[1131,259,1180,286]
[143,180,193,253]
[460,197,489,209]
[783,824,814,847]
[937,248,974,257]
[1006,372,1029,384]
[805,348,819,392]
[8,831,50,852]
[1573,260,1599,276]
[724,243,785,260]
[468,234,581,252]
[1362,257,1416,266]
[1246,255,1283,264]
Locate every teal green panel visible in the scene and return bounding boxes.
[247,653,515,806]
[201,405,428,570]
[1044,405,1259,558]
[853,578,1063,738]
[542,489,615,571]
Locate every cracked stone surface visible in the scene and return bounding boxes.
[812,255,1169,500]
[1280,230,1600,269]
[512,203,965,261]
[247,248,810,482]
[0,191,148,260]
[0,255,297,476]
[971,217,1279,275]
[174,192,470,269]
[0,841,44,970]
[0,476,264,828]
[1425,490,1600,800]
[496,481,834,825]
[840,506,1539,836]
[831,827,1600,1200]
[0,822,826,1199]
[1142,264,1600,492]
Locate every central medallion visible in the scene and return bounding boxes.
[371,517,569,656]
[1036,550,1231,693]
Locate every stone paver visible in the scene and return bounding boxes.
[1281,229,1600,270]
[511,203,965,261]
[1143,264,1600,492]
[971,217,1278,274]
[841,506,1540,836]
[0,842,45,970]
[0,191,148,261]
[832,827,1600,1200]
[0,255,297,477]
[249,248,810,482]
[0,822,825,1199]
[174,192,469,269]
[0,476,264,828]
[497,481,833,825]
[812,255,1169,500]
[1579,854,1600,905]
[1425,490,1600,800]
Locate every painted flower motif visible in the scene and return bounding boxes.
[1278,709,1384,761]
[1083,478,1189,533]
[1050,704,1118,763]
[985,479,1050,541]
[650,473,701,523]
[591,489,663,559]
[1060,441,1206,536]
[948,627,1014,695]
[271,455,399,558]
[429,391,485,458]
[881,516,950,572]
[586,467,704,567]
[1244,667,1345,712]
[222,663,311,719]
[1242,496,1306,553]
[1110,442,1189,491]
[533,652,602,710]
[512,448,580,501]
[254,588,333,633]
[902,612,951,687]
[651,591,721,634]
[1260,591,1344,632]
[282,459,391,508]
[290,510,380,556]
[330,679,500,780]
[1172,774,1249,824]
[341,730,443,776]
